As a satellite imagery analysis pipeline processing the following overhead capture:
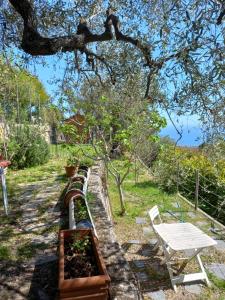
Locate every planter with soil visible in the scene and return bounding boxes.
[73,194,93,229]
[59,229,110,300]
[64,189,84,207]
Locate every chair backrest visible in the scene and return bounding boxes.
[148,205,162,227]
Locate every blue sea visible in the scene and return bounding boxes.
[160,115,203,147]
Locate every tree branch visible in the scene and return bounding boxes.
[8,0,203,95]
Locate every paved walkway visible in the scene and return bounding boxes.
[0,178,63,300]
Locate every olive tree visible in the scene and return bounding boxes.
[1,0,224,136]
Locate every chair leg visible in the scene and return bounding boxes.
[167,262,177,292]
[152,240,160,251]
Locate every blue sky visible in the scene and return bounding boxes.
[32,58,203,147]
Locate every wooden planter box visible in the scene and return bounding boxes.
[59,229,110,300]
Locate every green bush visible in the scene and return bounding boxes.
[153,145,225,223]
[7,126,50,169]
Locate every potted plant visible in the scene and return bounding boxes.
[79,157,94,169]
[65,156,79,177]
[59,229,110,300]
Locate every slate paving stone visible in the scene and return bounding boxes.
[128,240,141,244]
[214,239,225,251]
[185,284,202,295]
[133,260,146,268]
[136,217,147,224]
[142,248,152,256]
[136,272,149,281]
[206,263,225,280]
[146,290,166,300]
[143,227,153,235]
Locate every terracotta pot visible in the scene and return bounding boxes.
[65,166,78,177]
[64,189,85,207]
[59,229,110,300]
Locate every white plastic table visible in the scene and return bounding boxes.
[153,222,217,291]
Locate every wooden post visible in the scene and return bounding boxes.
[176,162,179,192]
[195,169,199,211]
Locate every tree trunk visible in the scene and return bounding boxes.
[116,175,126,215]
[134,158,138,184]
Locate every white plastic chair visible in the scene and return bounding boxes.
[148,205,162,227]
[148,205,162,250]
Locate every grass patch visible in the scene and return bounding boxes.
[0,245,11,260]
[17,242,47,260]
[107,160,178,222]
[208,272,225,290]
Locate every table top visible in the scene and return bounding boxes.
[154,222,217,251]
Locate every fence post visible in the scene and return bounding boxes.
[195,169,199,211]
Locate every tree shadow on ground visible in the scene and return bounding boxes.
[0,259,33,299]
[122,241,173,293]
[26,185,69,299]
[27,260,58,300]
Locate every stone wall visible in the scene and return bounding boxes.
[88,162,142,299]
[0,123,52,144]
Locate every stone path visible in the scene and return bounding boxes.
[112,210,225,300]
[88,164,141,299]
[0,179,62,300]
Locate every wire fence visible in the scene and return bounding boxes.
[177,166,225,225]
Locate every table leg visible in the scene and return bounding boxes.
[196,253,211,286]
[177,248,202,274]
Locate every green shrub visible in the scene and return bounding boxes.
[153,145,225,223]
[7,126,50,169]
